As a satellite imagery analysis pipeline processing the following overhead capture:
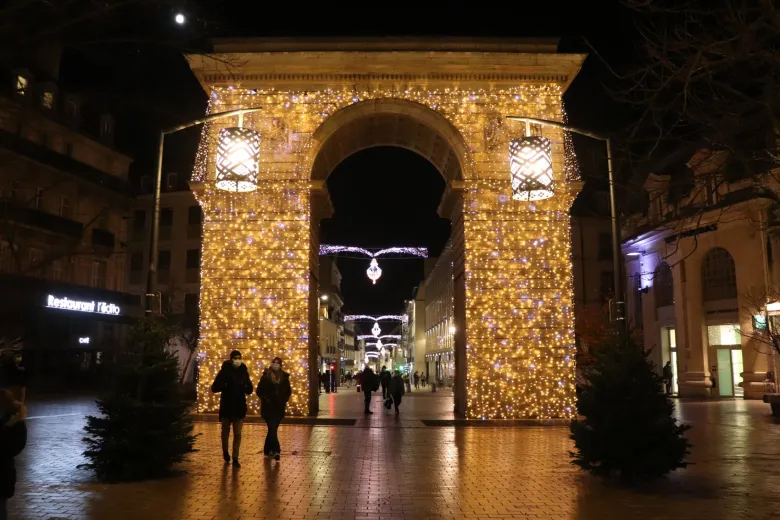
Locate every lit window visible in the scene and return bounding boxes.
[16,76,28,95]
[707,324,740,346]
[42,91,54,109]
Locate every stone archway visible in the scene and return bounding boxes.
[187,39,585,419]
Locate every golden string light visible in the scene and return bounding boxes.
[193,85,578,419]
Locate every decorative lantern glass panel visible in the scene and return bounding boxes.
[509,136,554,201]
[216,127,260,192]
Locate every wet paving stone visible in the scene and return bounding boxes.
[8,394,780,519]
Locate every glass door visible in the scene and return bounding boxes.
[717,349,733,397]
[731,349,744,397]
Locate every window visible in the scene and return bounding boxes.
[707,324,740,346]
[15,76,28,95]
[33,188,44,210]
[166,172,177,189]
[702,247,737,301]
[654,262,674,307]
[130,252,143,271]
[0,242,13,272]
[28,248,43,271]
[160,207,173,227]
[186,249,200,269]
[59,196,71,218]
[597,233,612,260]
[133,210,146,230]
[91,261,107,288]
[157,250,171,270]
[52,260,64,281]
[184,293,199,316]
[41,91,54,110]
[599,271,614,301]
[65,99,79,119]
[188,205,202,225]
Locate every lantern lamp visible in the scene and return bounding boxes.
[216,127,261,192]
[509,135,554,201]
[366,258,382,284]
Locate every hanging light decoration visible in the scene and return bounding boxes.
[366,259,382,284]
[215,123,261,192]
[371,322,382,336]
[319,245,427,284]
[509,133,554,201]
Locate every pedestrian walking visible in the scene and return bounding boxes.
[211,350,253,467]
[379,366,391,399]
[322,369,331,394]
[256,357,292,461]
[1,389,27,520]
[362,366,379,414]
[1,352,26,404]
[662,361,673,395]
[389,370,406,414]
[711,364,718,392]
[413,371,420,390]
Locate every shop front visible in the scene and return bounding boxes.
[0,274,141,389]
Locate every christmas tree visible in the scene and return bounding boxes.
[570,332,691,482]
[81,317,197,481]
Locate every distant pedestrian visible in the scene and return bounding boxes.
[256,357,292,461]
[404,372,411,393]
[361,366,379,414]
[211,350,253,467]
[322,370,331,394]
[355,371,362,392]
[389,370,406,414]
[413,371,420,390]
[1,389,27,520]
[662,361,673,395]
[1,352,26,404]
[711,365,718,392]
[379,366,391,399]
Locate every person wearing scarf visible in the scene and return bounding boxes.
[256,357,291,461]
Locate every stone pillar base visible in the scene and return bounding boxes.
[678,372,713,398]
[742,371,770,400]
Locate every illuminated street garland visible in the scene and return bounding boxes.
[319,245,428,284]
[344,315,408,323]
[357,334,401,340]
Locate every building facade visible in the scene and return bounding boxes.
[421,240,455,386]
[623,152,779,399]
[0,53,139,386]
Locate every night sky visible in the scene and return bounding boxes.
[43,0,636,316]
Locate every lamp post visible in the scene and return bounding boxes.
[506,115,625,340]
[145,107,263,314]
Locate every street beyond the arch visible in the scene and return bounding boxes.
[11,393,780,520]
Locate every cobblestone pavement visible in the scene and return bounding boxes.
[8,394,780,520]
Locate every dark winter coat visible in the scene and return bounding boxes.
[211,361,253,421]
[1,404,27,499]
[256,369,292,420]
[389,374,405,404]
[362,368,379,393]
[379,369,391,388]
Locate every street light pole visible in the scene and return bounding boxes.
[506,116,625,340]
[145,107,263,314]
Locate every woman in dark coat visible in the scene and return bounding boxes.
[1,389,27,520]
[256,356,292,461]
[389,370,406,414]
[211,350,253,467]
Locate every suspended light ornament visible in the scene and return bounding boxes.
[215,124,261,192]
[509,130,554,201]
[371,322,382,337]
[319,245,427,284]
[366,259,382,284]
[344,315,408,324]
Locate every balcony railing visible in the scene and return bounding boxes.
[0,199,83,240]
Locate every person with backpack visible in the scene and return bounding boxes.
[256,357,292,461]
[211,350,253,467]
[361,366,379,414]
